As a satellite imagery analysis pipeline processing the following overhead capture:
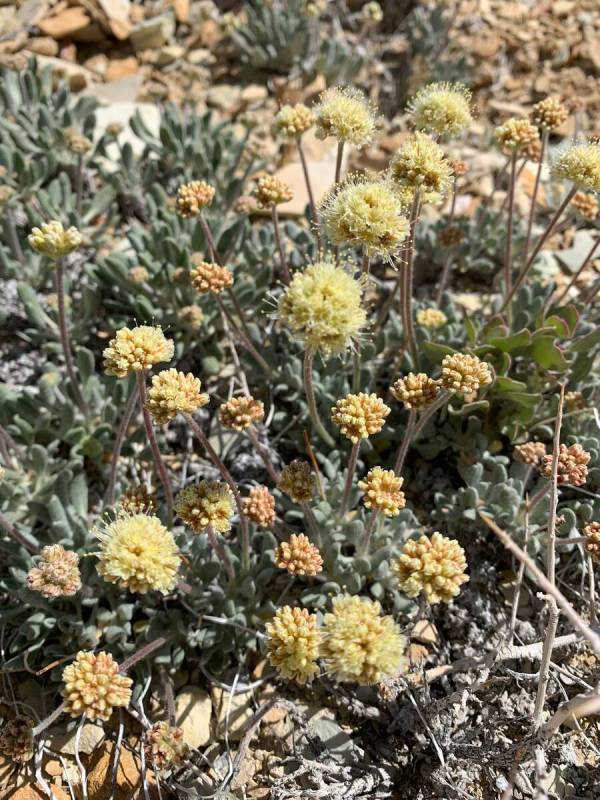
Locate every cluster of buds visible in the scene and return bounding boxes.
[62,651,132,721]
[29,221,82,260]
[358,468,405,516]
[145,722,189,771]
[190,259,233,294]
[65,130,93,155]
[219,395,264,431]
[103,325,174,377]
[252,175,293,208]
[531,97,569,132]
[539,443,590,486]
[242,486,276,526]
[27,544,81,598]
[118,484,157,515]
[391,372,440,411]
[495,118,539,152]
[513,441,546,466]
[0,717,34,763]
[266,606,321,684]
[278,460,315,503]
[145,369,209,424]
[275,533,323,576]
[571,191,598,220]
[584,522,600,564]
[393,532,469,604]
[331,392,390,443]
[175,180,215,217]
[274,103,314,138]
[175,480,235,534]
[441,353,492,400]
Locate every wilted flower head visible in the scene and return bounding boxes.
[253,174,293,208]
[103,325,174,377]
[539,443,590,486]
[450,158,469,177]
[441,352,492,400]
[175,180,215,217]
[551,140,600,191]
[62,651,132,721]
[437,226,465,248]
[95,513,181,594]
[242,485,276,526]
[391,372,441,411]
[0,717,34,763]
[361,1,383,25]
[67,132,93,155]
[584,522,600,564]
[416,308,447,329]
[276,533,323,576]
[146,369,209,424]
[145,722,189,771]
[106,122,123,136]
[274,103,314,138]
[532,97,569,131]
[28,221,82,259]
[358,467,405,516]
[278,459,315,503]
[314,86,377,147]
[266,606,321,684]
[495,118,539,151]
[128,265,149,284]
[190,259,233,293]
[27,544,81,598]
[219,395,264,431]
[571,191,599,220]
[118,484,157,515]
[389,133,453,202]
[408,82,473,138]
[321,595,407,684]
[175,480,235,533]
[179,304,204,329]
[331,392,390,443]
[320,176,409,259]
[278,260,366,356]
[513,441,546,466]
[394,532,469,604]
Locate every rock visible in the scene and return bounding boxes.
[87,741,156,800]
[44,760,62,777]
[175,685,212,748]
[240,84,269,105]
[411,620,439,645]
[105,56,139,82]
[307,709,354,764]
[154,44,185,66]
[38,7,91,38]
[212,686,254,742]
[2,786,70,800]
[97,0,131,40]
[48,721,105,756]
[409,643,429,667]
[60,44,77,63]
[27,37,59,57]
[173,0,190,23]
[17,0,49,27]
[206,84,242,113]
[555,230,598,274]
[130,12,175,52]
[187,48,216,65]
[26,54,95,91]
[274,142,341,218]
[83,53,109,78]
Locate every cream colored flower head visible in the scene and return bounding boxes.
[362,1,383,25]
[175,180,215,217]
[67,133,93,155]
[145,722,189,772]
[175,480,235,534]
[276,533,323,576]
[274,103,314,139]
[253,175,293,208]
[358,467,405,516]
[95,513,181,594]
[103,325,174,377]
[393,532,469,604]
[129,265,149,284]
[320,176,409,259]
[551,140,600,191]
[532,97,568,132]
[146,369,209,425]
[62,651,132,721]
[441,353,492,400]
[278,260,366,356]
[278,459,315,503]
[314,86,378,147]
[266,606,321,684]
[118,484,157,515]
[190,260,233,294]
[416,308,447,329]
[331,392,390,443]
[584,522,600,564]
[26,544,81,599]
[539,443,590,486]
[391,372,440,411]
[242,485,276,526]
[321,595,407,684]
[513,441,546,466]
[219,395,264,431]
[408,82,473,138]
[495,118,539,152]
[28,221,82,259]
[571,191,598,220]
[179,304,204,329]
[389,133,453,203]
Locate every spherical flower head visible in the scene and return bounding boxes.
[584,522,600,564]
[274,103,314,139]
[266,606,321,684]
[513,441,546,466]
[320,176,409,259]
[0,717,34,763]
[103,325,174,377]
[314,86,377,147]
[358,467,405,516]
[565,390,586,410]
[539,443,590,486]
[146,369,209,425]
[278,260,366,357]
[190,260,233,294]
[118,484,157,515]
[67,133,92,155]
[278,459,315,503]
[62,650,132,721]
[175,180,215,217]
[416,308,447,329]
[106,122,123,137]
[437,225,464,248]
[179,304,204,330]
[408,82,473,138]
[219,395,265,431]
[321,595,407,684]
[532,97,569,132]
[242,485,276,526]
[276,533,323,576]
[389,133,453,203]
[450,158,469,177]
[495,118,539,152]
[393,532,469,604]
[571,191,598,220]
[145,722,189,771]
[252,175,293,208]
[26,544,81,598]
[441,352,492,400]
[129,265,149,284]
[28,221,82,259]
[362,1,383,25]
[391,372,440,411]
[95,513,181,594]
[175,480,235,534]
[331,392,390,443]
[0,185,15,206]
[551,140,600,191]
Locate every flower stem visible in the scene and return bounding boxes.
[135,372,173,511]
[527,481,551,513]
[547,234,600,313]
[339,442,360,518]
[0,511,39,553]
[206,525,236,582]
[247,426,280,484]
[75,154,84,215]
[504,150,518,307]
[297,138,322,251]
[4,204,24,263]
[400,193,421,368]
[334,141,344,185]
[105,380,138,506]
[303,349,335,448]
[359,510,378,556]
[216,295,274,379]
[301,501,322,549]
[272,205,291,284]
[523,129,549,266]
[394,409,417,474]
[55,259,89,417]
[395,394,449,474]
[546,383,565,585]
[435,180,458,305]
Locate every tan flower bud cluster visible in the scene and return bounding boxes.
[146,369,209,425]
[106,122,123,136]
[190,260,233,294]
[175,480,235,534]
[539,443,590,486]
[118,485,157,515]
[253,175,293,208]
[0,185,15,205]
[274,103,314,138]
[389,133,453,201]
[29,221,82,259]
[266,606,321,684]
[26,544,81,598]
[565,390,587,410]
[531,97,569,131]
[242,486,276,526]
[393,532,469,604]
[128,265,149,284]
[0,717,34,763]
[62,650,132,721]
[495,118,539,151]
[584,522,600,563]
[441,353,492,400]
[513,441,546,466]
[67,132,93,155]
[179,304,204,330]
[331,392,390,443]
[103,325,174,377]
[391,372,440,411]
[175,180,215,217]
[278,459,315,503]
[276,533,323,576]
[145,721,189,771]
[450,159,469,177]
[219,395,264,431]
[571,191,598,220]
[438,225,465,248]
[416,308,448,329]
[358,467,405,516]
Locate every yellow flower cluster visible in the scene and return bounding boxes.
[253,175,293,208]
[584,522,600,564]
[175,180,215,217]
[362,1,383,24]
[571,191,599,220]
[95,513,181,594]
[391,372,440,411]
[179,304,204,329]
[62,650,132,721]
[416,308,448,329]
[103,326,174,377]
[531,97,569,131]
[551,140,600,191]
[128,265,149,284]
[358,467,405,516]
[191,259,234,293]
[26,544,81,599]
[513,441,546,466]
[331,392,390,443]
[314,86,377,146]
[146,369,209,424]
[219,395,265,431]
[389,133,453,202]
[441,353,492,400]
[242,485,276,526]
[266,606,321,684]
[408,82,473,138]
[118,484,157,515]
[175,480,235,533]
[393,532,469,604]
[495,118,539,151]
[274,103,314,138]
[539,443,590,486]
[275,533,323,576]
[145,722,190,771]
[278,459,315,503]
[28,221,82,259]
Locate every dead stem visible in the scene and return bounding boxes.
[297,138,322,251]
[532,595,559,731]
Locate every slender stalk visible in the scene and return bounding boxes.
[339,442,360,518]
[334,141,344,185]
[4,205,24,263]
[247,426,280,484]
[225,286,254,345]
[206,526,235,582]
[303,350,335,448]
[297,138,322,251]
[216,296,274,378]
[523,129,549,266]
[118,636,170,673]
[507,502,530,645]
[400,193,421,368]
[0,511,39,553]
[359,510,378,555]
[532,595,559,732]
[588,556,597,626]
[527,481,551,513]
[548,234,600,312]
[435,179,458,304]
[135,372,173,510]
[504,151,518,305]
[394,409,417,474]
[303,430,325,501]
[272,205,291,284]
[395,393,449,474]
[55,260,89,417]
[582,276,600,307]
[547,384,565,585]
[199,213,220,264]
[75,154,84,215]
[301,502,322,549]
[105,382,138,506]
